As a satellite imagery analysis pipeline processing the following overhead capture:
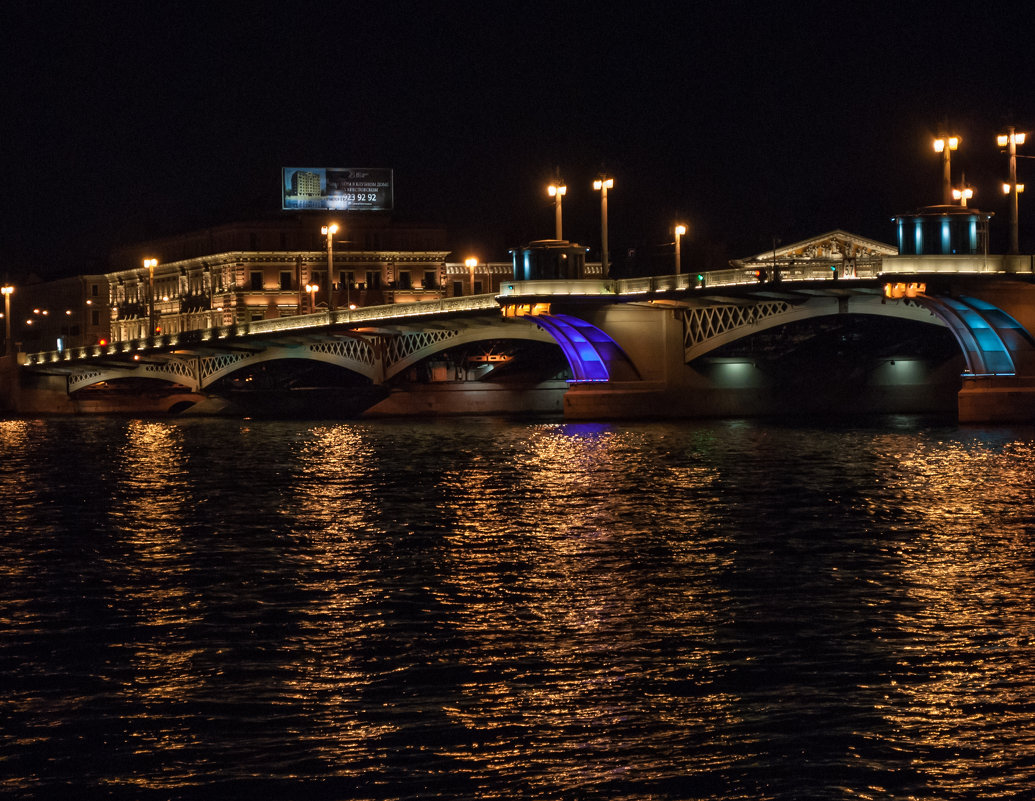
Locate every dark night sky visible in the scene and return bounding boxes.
[2,1,1033,279]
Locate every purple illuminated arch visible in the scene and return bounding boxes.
[531,314,636,382]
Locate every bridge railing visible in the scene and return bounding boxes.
[22,294,503,367]
[880,254,1034,274]
[498,279,619,297]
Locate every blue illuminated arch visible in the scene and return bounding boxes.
[918,296,1035,376]
[532,314,637,382]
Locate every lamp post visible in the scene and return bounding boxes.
[674,224,687,274]
[998,127,1027,255]
[1,285,13,356]
[593,176,614,276]
[305,283,320,314]
[933,134,960,205]
[952,185,974,207]
[321,223,339,311]
[143,258,158,337]
[547,182,567,240]
[465,257,478,295]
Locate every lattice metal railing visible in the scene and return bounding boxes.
[199,352,252,382]
[383,330,460,367]
[67,358,201,392]
[682,301,792,350]
[67,369,111,393]
[141,358,197,383]
[307,337,376,365]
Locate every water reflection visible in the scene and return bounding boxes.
[107,421,208,782]
[283,423,405,766]
[430,422,736,795]
[871,433,1035,798]
[3,417,1035,798]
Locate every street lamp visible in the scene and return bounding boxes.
[321,223,339,311]
[933,134,960,205]
[547,182,567,240]
[305,283,320,314]
[593,176,614,276]
[952,185,974,207]
[674,224,687,274]
[998,127,1027,255]
[1,285,13,356]
[143,258,158,337]
[465,257,478,295]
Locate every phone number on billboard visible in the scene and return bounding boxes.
[332,193,382,203]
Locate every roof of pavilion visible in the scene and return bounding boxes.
[730,230,898,268]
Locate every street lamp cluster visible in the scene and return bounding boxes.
[547,176,688,276]
[934,126,1029,253]
[998,128,1027,254]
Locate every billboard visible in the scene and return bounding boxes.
[282,167,393,211]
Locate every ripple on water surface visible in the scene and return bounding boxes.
[1,416,1035,799]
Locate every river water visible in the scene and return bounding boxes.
[2,415,1035,800]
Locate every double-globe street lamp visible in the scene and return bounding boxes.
[593,176,614,276]
[998,127,1027,255]
[674,224,687,274]
[934,134,960,205]
[547,182,567,240]
[143,258,158,337]
[321,223,339,311]
[2,285,13,356]
[305,282,320,314]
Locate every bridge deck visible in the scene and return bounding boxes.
[22,253,1034,369]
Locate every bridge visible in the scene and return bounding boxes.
[12,243,1035,423]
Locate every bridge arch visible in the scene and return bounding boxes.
[381,318,556,381]
[683,294,942,361]
[913,295,1035,376]
[681,292,1035,378]
[198,337,379,388]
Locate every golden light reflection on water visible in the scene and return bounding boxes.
[283,424,403,760]
[0,418,31,449]
[866,435,1035,798]
[111,421,206,761]
[8,418,1035,797]
[431,422,736,792]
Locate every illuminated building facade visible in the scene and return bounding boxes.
[101,218,511,344]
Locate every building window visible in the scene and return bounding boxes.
[91,310,100,326]
[398,270,412,290]
[279,271,292,290]
[453,281,464,297]
[90,284,99,297]
[250,271,264,290]
[424,270,437,289]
